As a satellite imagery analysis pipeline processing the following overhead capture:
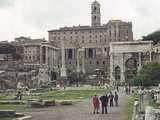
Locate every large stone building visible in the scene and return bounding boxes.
[48,1,133,75]
[14,37,59,71]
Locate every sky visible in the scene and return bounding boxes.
[0,0,160,41]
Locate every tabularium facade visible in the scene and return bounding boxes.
[48,1,133,75]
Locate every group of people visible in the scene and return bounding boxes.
[92,91,119,114]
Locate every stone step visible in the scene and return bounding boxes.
[0,100,25,104]
[0,110,16,117]
[15,113,25,117]
[16,115,32,120]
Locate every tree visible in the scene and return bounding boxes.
[132,63,160,86]
[142,30,160,44]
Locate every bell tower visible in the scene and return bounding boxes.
[91,0,101,27]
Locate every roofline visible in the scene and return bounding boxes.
[110,41,153,45]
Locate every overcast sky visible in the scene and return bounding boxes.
[0,0,160,41]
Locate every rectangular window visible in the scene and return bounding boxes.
[88,48,93,58]
[109,31,111,37]
[68,49,73,59]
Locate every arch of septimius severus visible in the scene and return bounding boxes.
[110,41,153,84]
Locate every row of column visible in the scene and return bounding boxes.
[39,46,57,68]
[61,42,86,77]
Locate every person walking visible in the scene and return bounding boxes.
[114,92,119,107]
[92,95,100,114]
[128,84,131,95]
[109,92,114,107]
[116,85,119,92]
[100,94,108,114]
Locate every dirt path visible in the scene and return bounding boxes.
[25,89,130,120]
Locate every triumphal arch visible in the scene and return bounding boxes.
[110,41,153,84]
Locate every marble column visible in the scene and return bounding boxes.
[80,48,85,74]
[40,46,42,64]
[150,51,152,62]
[121,53,125,82]
[45,47,48,66]
[60,40,67,77]
[110,53,114,82]
[77,48,80,73]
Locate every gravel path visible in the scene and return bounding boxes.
[25,89,130,120]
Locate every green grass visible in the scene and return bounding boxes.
[0,89,108,112]
[0,104,28,112]
[0,89,108,101]
[2,90,107,101]
[123,92,138,120]
[0,117,16,120]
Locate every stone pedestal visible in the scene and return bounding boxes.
[61,67,67,77]
[38,65,49,86]
[61,40,67,77]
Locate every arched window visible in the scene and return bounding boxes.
[94,7,96,11]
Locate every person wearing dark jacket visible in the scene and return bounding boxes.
[100,94,108,114]
[114,92,119,107]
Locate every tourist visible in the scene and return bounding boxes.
[19,91,23,100]
[100,94,108,114]
[16,91,23,100]
[109,92,114,107]
[125,86,128,95]
[139,87,145,111]
[151,90,155,100]
[114,92,119,107]
[116,85,119,92]
[92,95,100,114]
[128,84,131,95]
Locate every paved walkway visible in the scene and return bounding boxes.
[25,89,130,120]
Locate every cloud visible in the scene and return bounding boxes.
[0,0,160,41]
[0,0,15,8]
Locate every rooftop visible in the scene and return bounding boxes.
[48,20,131,32]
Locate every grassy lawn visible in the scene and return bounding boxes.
[0,104,28,112]
[23,89,108,100]
[123,92,138,120]
[0,117,16,120]
[0,89,108,101]
[0,89,108,112]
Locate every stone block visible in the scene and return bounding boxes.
[0,110,15,117]
[43,100,55,106]
[0,100,25,105]
[16,115,32,120]
[60,101,72,105]
[15,113,24,117]
[27,101,44,108]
